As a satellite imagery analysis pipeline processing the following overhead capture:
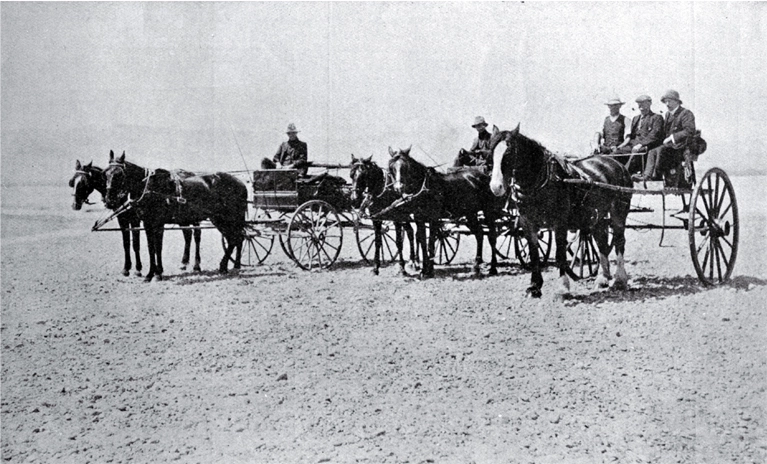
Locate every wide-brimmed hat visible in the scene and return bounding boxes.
[660,89,682,104]
[604,97,625,106]
[286,123,300,134]
[471,116,488,128]
[635,95,652,103]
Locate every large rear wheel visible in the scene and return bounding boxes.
[689,168,739,285]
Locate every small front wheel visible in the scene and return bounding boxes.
[286,200,343,270]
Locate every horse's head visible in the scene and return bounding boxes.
[488,123,521,197]
[349,154,382,207]
[103,150,130,209]
[387,145,424,196]
[69,160,99,211]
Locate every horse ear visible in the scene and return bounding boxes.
[75,160,82,170]
[109,150,114,161]
[350,154,357,163]
[492,125,499,135]
[511,123,520,136]
[364,155,373,163]
[403,145,412,156]
[388,146,395,157]
[117,151,125,163]
[85,161,92,169]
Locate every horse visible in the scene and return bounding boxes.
[388,146,502,278]
[103,151,246,282]
[349,154,417,275]
[70,160,204,275]
[488,124,632,297]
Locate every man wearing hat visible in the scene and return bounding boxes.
[265,123,309,176]
[452,116,493,172]
[612,95,664,172]
[633,90,696,182]
[593,97,631,154]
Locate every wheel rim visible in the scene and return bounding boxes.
[355,217,399,264]
[431,223,460,265]
[689,168,739,285]
[514,228,553,269]
[222,208,274,266]
[494,215,515,260]
[567,230,600,278]
[287,200,343,270]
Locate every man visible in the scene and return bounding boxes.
[262,123,309,176]
[613,95,664,173]
[633,90,696,182]
[593,97,631,154]
[452,116,493,172]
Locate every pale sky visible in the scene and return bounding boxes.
[2,2,765,185]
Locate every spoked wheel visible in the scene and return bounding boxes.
[494,213,516,260]
[355,216,400,264]
[689,168,739,285]
[514,228,553,269]
[566,230,600,279]
[221,208,275,266]
[286,200,343,270]
[430,222,460,265]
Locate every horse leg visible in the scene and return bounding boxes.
[144,224,156,282]
[180,228,191,270]
[395,223,406,275]
[416,221,432,278]
[119,219,132,276]
[611,203,630,290]
[524,224,544,298]
[131,219,142,276]
[466,216,483,277]
[405,222,419,271]
[592,223,612,289]
[154,226,165,281]
[372,220,382,275]
[193,226,202,272]
[485,212,499,276]
[425,220,437,278]
[554,226,571,297]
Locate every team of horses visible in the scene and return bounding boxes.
[72,126,632,296]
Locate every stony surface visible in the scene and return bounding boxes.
[2,183,765,464]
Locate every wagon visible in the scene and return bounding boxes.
[560,156,739,286]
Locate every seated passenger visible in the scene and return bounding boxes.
[593,97,631,154]
[613,95,664,173]
[633,90,696,182]
[261,123,309,177]
[452,116,493,173]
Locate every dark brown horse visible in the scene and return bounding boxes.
[349,154,417,275]
[103,151,246,281]
[388,146,502,278]
[488,124,632,297]
[70,160,203,275]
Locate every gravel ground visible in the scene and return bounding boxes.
[2,180,765,464]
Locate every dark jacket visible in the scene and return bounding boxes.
[664,107,696,147]
[629,112,664,150]
[273,139,308,167]
[602,114,628,147]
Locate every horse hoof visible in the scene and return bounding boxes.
[488,267,498,276]
[156,274,163,282]
[122,269,130,277]
[144,276,153,283]
[180,265,187,271]
[193,265,202,272]
[526,287,542,298]
[371,268,380,276]
[134,271,142,277]
[595,275,610,289]
[219,268,229,275]
[611,279,629,291]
